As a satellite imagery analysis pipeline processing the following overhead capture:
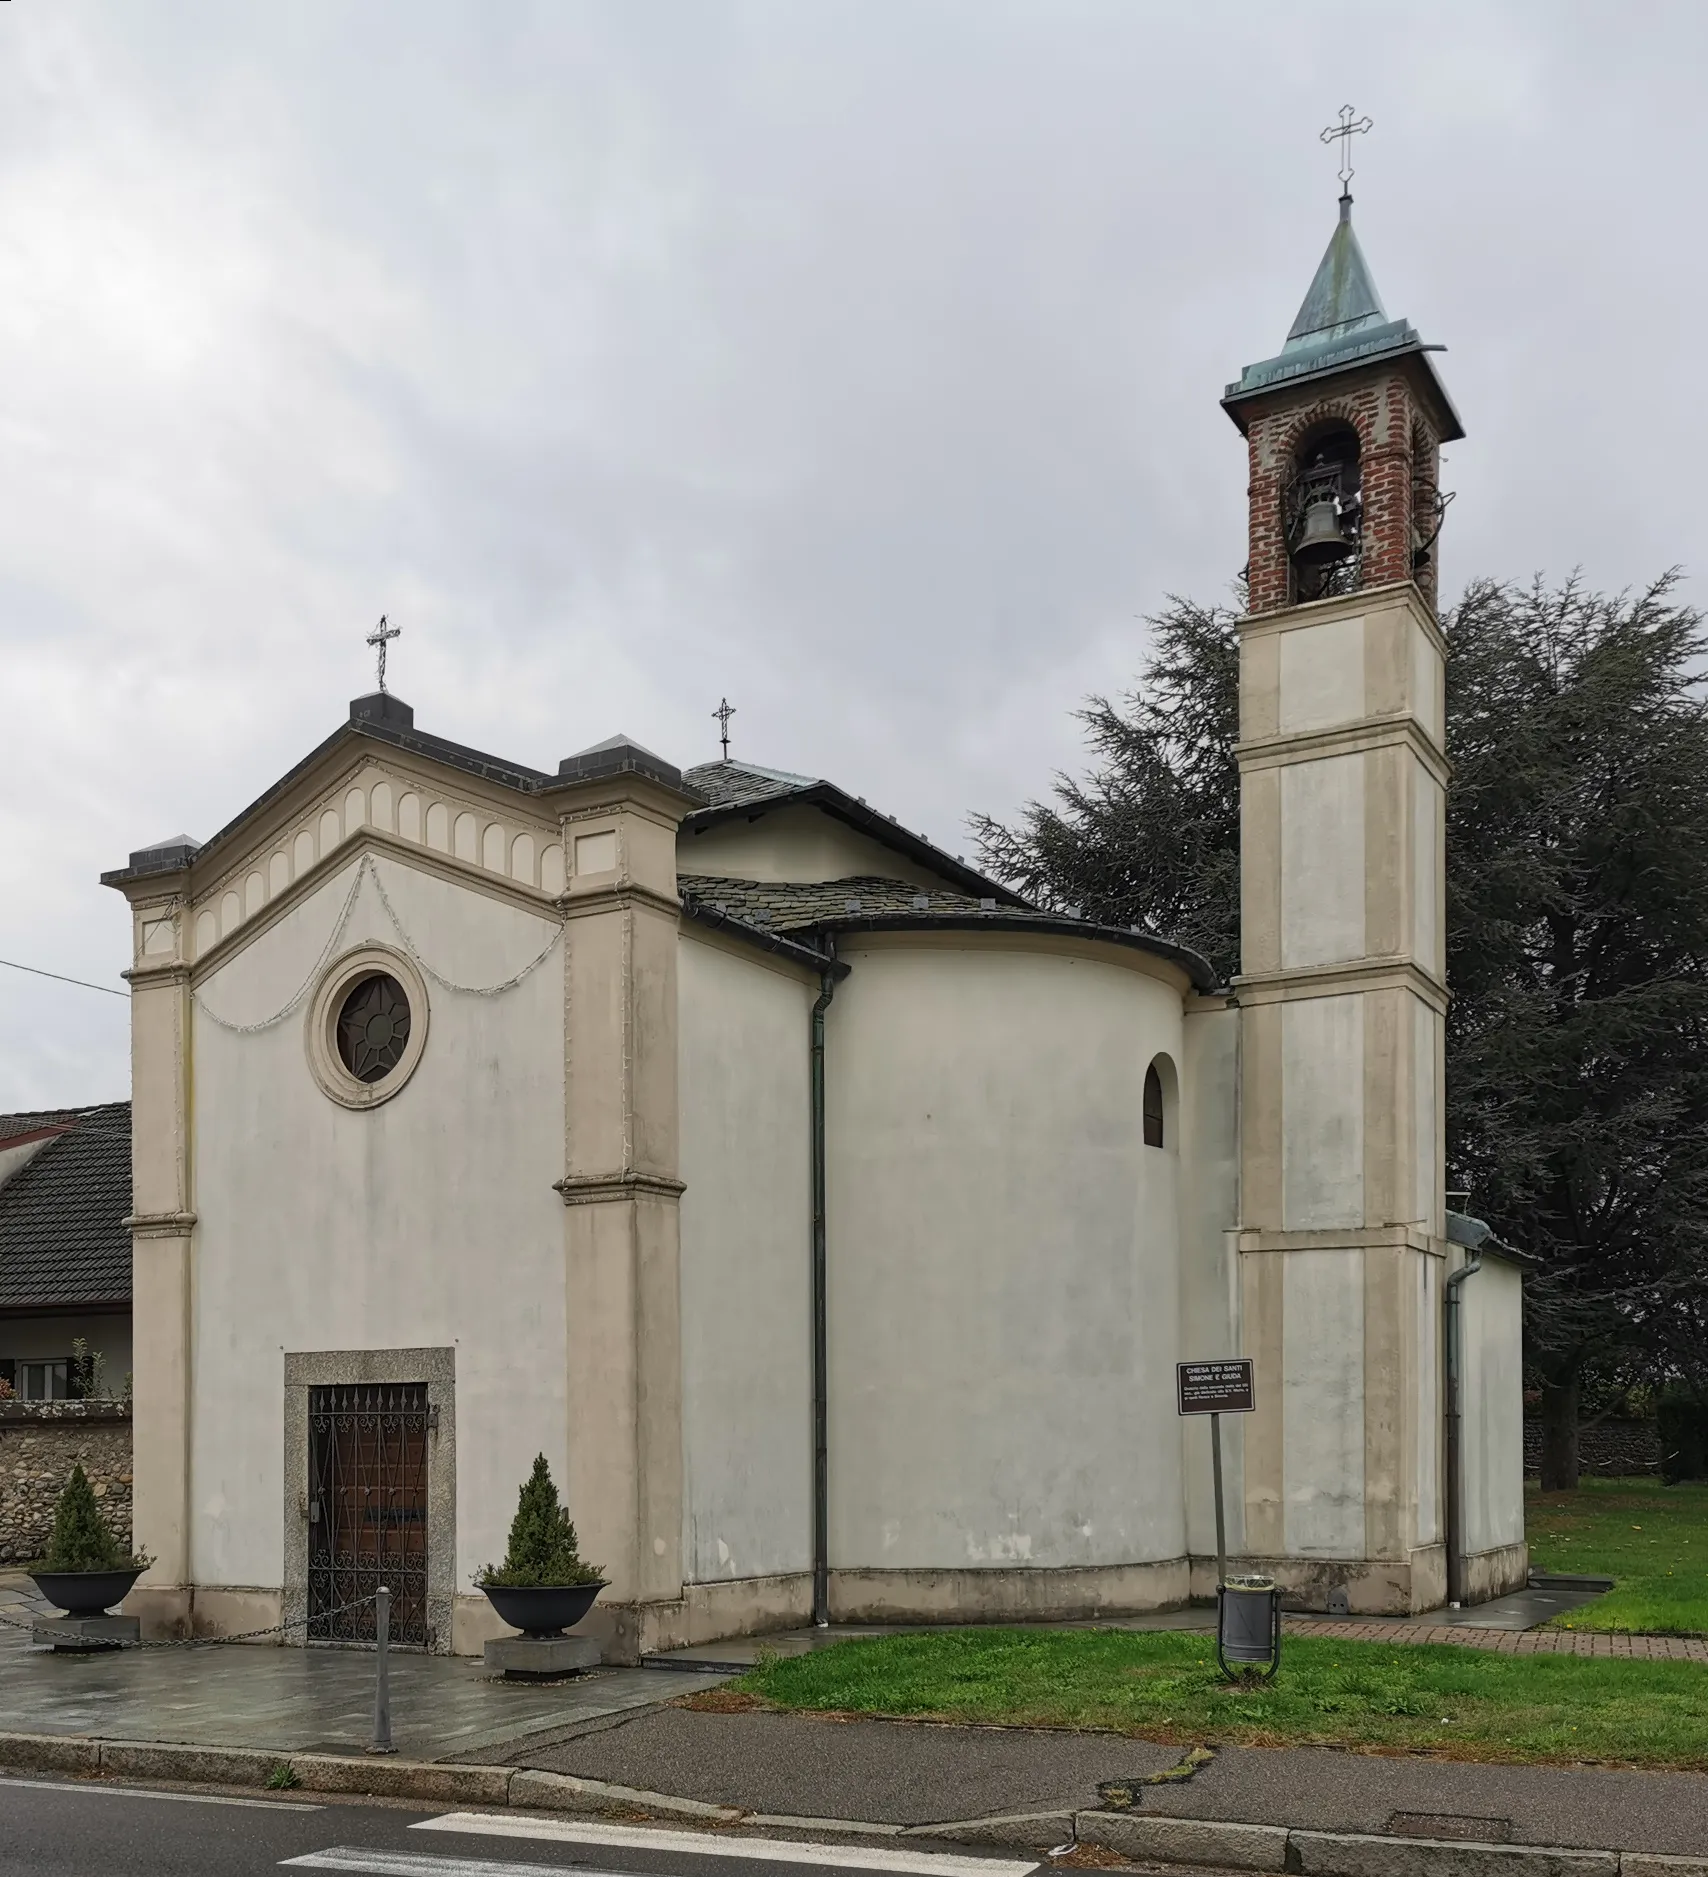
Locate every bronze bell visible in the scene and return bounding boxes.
[1293,493,1354,566]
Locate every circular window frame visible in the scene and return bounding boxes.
[306,944,430,1111]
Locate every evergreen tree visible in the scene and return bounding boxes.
[970,596,1241,984]
[480,1453,602,1587]
[1445,573,1708,1486]
[975,574,1708,1488]
[40,1463,124,1572]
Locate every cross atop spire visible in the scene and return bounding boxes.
[1320,104,1373,197]
[712,697,736,761]
[366,615,400,694]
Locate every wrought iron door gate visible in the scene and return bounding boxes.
[307,1382,430,1646]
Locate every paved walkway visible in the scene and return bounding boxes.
[1285,1618,1708,1660]
[502,1704,1708,1854]
[0,1573,724,1762]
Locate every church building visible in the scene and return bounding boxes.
[104,181,1526,1658]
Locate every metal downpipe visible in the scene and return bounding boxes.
[810,940,838,1628]
[1443,1248,1483,1607]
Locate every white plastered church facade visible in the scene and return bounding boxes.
[105,193,1526,1660]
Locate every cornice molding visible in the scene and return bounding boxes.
[560,881,684,925]
[1237,713,1450,788]
[190,832,561,986]
[126,1210,198,1239]
[554,1171,686,1207]
[1237,1224,1445,1258]
[189,741,565,895]
[1239,579,1447,662]
[1233,955,1447,1012]
[121,962,191,988]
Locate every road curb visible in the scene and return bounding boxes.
[1079,1811,1290,1870]
[1068,1815,1687,1877]
[1,1733,1705,1874]
[509,1768,745,1823]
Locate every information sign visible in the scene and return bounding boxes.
[1176,1359,1255,1416]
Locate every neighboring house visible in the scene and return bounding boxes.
[0,1103,132,1399]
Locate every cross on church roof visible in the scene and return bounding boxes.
[712,697,736,761]
[366,614,401,695]
[1320,104,1373,195]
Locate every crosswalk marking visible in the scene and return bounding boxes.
[0,1774,320,1811]
[411,1813,1040,1877]
[283,1855,607,1877]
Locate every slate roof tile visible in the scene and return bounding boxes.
[680,760,819,812]
[0,1102,131,1309]
[679,873,989,928]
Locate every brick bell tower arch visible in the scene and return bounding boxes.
[1218,178,1500,1614]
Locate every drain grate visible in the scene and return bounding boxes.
[1387,1814,1513,1842]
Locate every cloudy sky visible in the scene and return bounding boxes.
[1,0,1702,1109]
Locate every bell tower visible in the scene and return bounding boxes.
[1222,166,1472,1612]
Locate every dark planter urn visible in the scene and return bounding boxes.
[479,1580,606,1638]
[29,1567,145,1619]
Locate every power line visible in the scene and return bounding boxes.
[0,958,127,999]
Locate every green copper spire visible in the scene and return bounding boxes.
[1222,187,1463,441]
[1285,194,1387,349]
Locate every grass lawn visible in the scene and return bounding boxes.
[723,1627,1708,1768]
[1528,1476,1708,1633]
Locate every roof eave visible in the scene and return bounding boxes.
[679,896,847,976]
[809,910,1218,991]
[1221,337,1465,443]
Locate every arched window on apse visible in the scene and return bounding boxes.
[1143,1063,1165,1149]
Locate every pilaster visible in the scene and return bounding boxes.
[550,768,696,1660]
[114,876,196,1637]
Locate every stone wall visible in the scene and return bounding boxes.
[1523,1417,1661,1479]
[0,1400,133,1565]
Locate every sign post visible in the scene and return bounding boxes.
[1176,1359,1256,1594]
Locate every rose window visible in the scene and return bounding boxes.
[335,973,412,1083]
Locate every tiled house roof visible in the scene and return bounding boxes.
[0,1103,131,1309]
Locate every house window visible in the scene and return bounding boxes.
[1,1358,70,1400]
[1143,1063,1165,1149]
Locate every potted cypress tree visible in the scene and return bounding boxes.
[29,1464,152,1617]
[476,1453,605,1637]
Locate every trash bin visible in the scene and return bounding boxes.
[1217,1573,1280,1679]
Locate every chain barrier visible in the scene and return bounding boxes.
[0,1590,378,1648]
[2,1584,401,1753]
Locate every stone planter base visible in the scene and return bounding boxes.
[483,1633,602,1681]
[33,1613,140,1653]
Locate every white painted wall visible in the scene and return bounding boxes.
[677,934,815,1585]
[1280,755,1366,968]
[1461,1256,1526,1555]
[1179,1002,1242,1558]
[825,938,1188,1572]
[1280,995,1364,1230]
[680,805,955,891]
[1281,1247,1366,1557]
[188,854,567,1595]
[1278,615,1365,736]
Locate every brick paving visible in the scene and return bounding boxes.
[1286,1616,1708,1660]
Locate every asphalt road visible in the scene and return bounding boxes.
[0,1776,1044,1877]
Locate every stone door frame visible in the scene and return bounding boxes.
[283,1347,456,1653]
